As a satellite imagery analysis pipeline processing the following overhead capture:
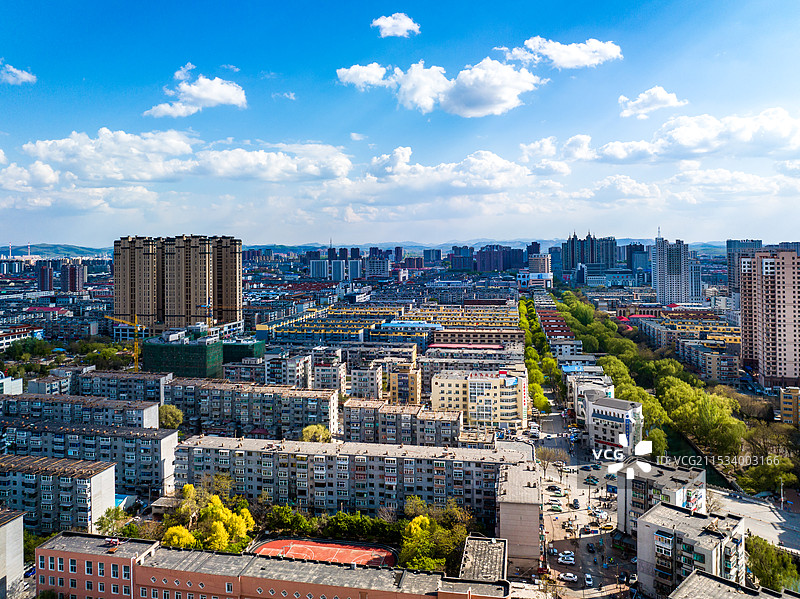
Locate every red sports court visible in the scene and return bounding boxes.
[253,539,396,566]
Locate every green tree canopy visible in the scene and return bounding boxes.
[300,424,332,442]
[159,404,184,429]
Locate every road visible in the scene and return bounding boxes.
[536,404,636,599]
[712,489,800,554]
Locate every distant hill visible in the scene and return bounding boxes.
[6,244,111,258]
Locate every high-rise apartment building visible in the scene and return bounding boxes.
[38,266,53,291]
[562,233,597,273]
[726,239,762,292]
[596,236,617,270]
[652,236,701,304]
[741,250,800,387]
[113,235,242,330]
[60,264,86,292]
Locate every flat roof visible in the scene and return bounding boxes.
[460,536,507,582]
[671,569,799,599]
[0,508,25,527]
[40,532,157,560]
[498,462,540,504]
[0,393,158,410]
[180,436,526,463]
[623,457,705,486]
[343,399,386,409]
[0,455,115,477]
[0,417,179,440]
[80,370,173,380]
[166,379,335,398]
[589,397,641,411]
[638,503,743,550]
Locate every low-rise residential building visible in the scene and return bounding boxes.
[669,570,784,599]
[349,361,383,399]
[549,339,583,357]
[388,363,422,404]
[162,379,337,439]
[431,368,528,430]
[342,399,462,446]
[0,325,44,352]
[0,455,115,534]
[0,374,23,395]
[677,339,741,385]
[0,394,160,428]
[637,503,745,599]
[457,429,496,449]
[311,347,347,392]
[638,318,740,349]
[27,375,72,395]
[175,436,526,523]
[585,397,643,456]
[780,387,800,425]
[0,417,177,497]
[0,509,24,599]
[495,462,541,573]
[36,532,510,599]
[224,352,313,388]
[431,328,525,345]
[75,371,174,403]
[617,457,707,536]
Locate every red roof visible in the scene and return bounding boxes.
[616,316,630,322]
[666,303,680,308]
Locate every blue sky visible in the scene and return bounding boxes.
[2,0,800,247]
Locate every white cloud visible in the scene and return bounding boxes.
[597,140,659,162]
[197,143,351,181]
[0,161,59,191]
[272,92,296,100]
[145,66,247,118]
[0,61,37,85]
[519,137,557,162]
[777,160,800,176]
[336,63,392,90]
[371,13,420,38]
[350,133,367,141]
[518,36,622,69]
[221,64,240,72]
[531,159,571,176]
[562,135,597,161]
[339,58,543,117]
[595,174,660,198]
[619,86,688,119]
[0,149,6,165]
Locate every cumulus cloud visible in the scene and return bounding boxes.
[0,149,6,165]
[145,64,247,117]
[519,137,558,162]
[197,146,350,181]
[619,86,688,119]
[597,140,659,162]
[0,161,59,192]
[563,135,597,161]
[499,36,622,69]
[371,13,420,38]
[0,60,37,85]
[530,159,571,176]
[339,58,543,117]
[350,133,367,141]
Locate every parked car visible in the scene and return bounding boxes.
[547,485,560,492]
[558,556,576,565]
[619,572,628,584]
[573,499,580,509]
[587,543,595,553]
[559,573,579,582]
[585,574,594,587]
[559,551,575,558]
[591,463,602,470]
[551,505,563,512]
[629,574,638,585]
[601,524,615,531]
[580,465,592,471]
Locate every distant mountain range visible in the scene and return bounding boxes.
[1,239,731,259]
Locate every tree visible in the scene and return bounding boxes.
[300,424,332,443]
[745,422,795,458]
[206,520,230,551]
[24,531,56,562]
[159,405,184,429]
[96,506,128,536]
[404,496,428,519]
[162,525,197,548]
[746,535,799,590]
[537,447,567,478]
[646,428,668,458]
[738,457,799,495]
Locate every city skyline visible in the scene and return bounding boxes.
[3,1,800,245]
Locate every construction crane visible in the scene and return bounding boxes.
[105,315,145,372]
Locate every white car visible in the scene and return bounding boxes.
[585,574,594,587]
[559,573,579,582]
[559,551,575,558]
[558,556,576,565]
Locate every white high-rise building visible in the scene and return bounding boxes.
[309,259,329,279]
[348,259,362,279]
[330,260,346,281]
[652,236,701,304]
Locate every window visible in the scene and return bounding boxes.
[174,581,180,587]
[153,590,158,598]
[188,595,194,599]
[141,588,148,597]
[307,594,313,599]
[256,590,263,595]
[175,593,182,599]
[86,561,93,575]
[40,575,45,585]
[50,576,55,586]
[58,558,64,572]
[58,578,65,587]
[163,592,169,599]
[294,592,300,598]
[50,557,55,570]
[281,592,288,597]
[98,563,105,577]
[124,587,131,596]
[123,566,130,580]
[99,583,105,593]
[112,585,119,595]
[40,556,45,570]
[87,581,95,591]
[269,590,275,596]
[111,564,119,579]
[226,584,233,593]
[69,559,77,573]
[70,579,77,589]
[198,584,205,590]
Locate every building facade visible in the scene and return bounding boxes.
[584,397,643,456]
[0,394,160,428]
[388,363,422,404]
[652,237,702,304]
[0,509,24,599]
[342,399,462,446]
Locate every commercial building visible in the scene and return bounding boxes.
[616,457,706,536]
[0,394,160,428]
[162,379,337,439]
[652,237,702,304]
[741,250,800,387]
[0,455,115,534]
[430,369,528,430]
[175,436,526,523]
[0,509,24,599]
[342,399,462,445]
[495,462,541,573]
[637,503,745,599]
[113,235,242,331]
[388,363,422,404]
[779,387,800,426]
[36,532,509,599]
[584,397,643,456]
[565,373,614,420]
[0,418,177,497]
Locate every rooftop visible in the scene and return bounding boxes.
[0,508,25,528]
[459,536,508,582]
[0,417,179,439]
[180,435,526,463]
[589,397,642,411]
[166,378,336,399]
[624,457,705,486]
[497,462,540,504]
[80,370,173,380]
[669,569,797,599]
[39,532,158,560]
[638,503,743,549]
[0,454,115,477]
[0,393,158,410]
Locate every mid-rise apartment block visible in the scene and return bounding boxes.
[27,375,72,395]
[142,327,224,379]
[162,379,337,439]
[431,369,528,429]
[36,532,509,599]
[0,509,24,599]
[418,349,525,397]
[637,503,745,599]
[310,347,347,393]
[113,235,242,331]
[349,361,383,399]
[0,394,160,428]
[0,374,23,395]
[496,462,541,572]
[0,418,177,497]
[741,250,800,387]
[0,455,115,534]
[779,387,800,425]
[343,399,462,445]
[585,397,643,456]
[388,363,422,404]
[175,436,526,523]
[430,328,525,345]
[617,457,706,536]
[75,371,174,403]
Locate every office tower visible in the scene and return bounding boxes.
[309,260,329,279]
[528,253,551,273]
[60,264,85,292]
[394,246,404,263]
[38,266,53,291]
[350,247,361,260]
[337,247,348,262]
[726,239,762,292]
[113,235,242,330]
[741,250,800,387]
[596,236,617,270]
[348,259,362,279]
[652,236,701,304]
[526,242,541,259]
[549,246,563,279]
[368,246,381,258]
[330,260,346,281]
[561,233,598,272]
[475,245,525,272]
